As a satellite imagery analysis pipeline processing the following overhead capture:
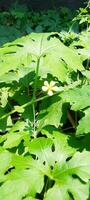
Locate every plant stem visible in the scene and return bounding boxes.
[32,104,36,134]
[67,111,75,128]
[75,112,77,128]
[0,80,81,121]
[0,95,48,121]
[32,57,40,134]
[33,58,40,99]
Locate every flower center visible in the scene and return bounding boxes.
[48,85,53,91]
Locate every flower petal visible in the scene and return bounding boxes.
[42,86,48,91]
[44,81,49,86]
[48,90,53,96]
[50,81,56,87]
[52,86,60,91]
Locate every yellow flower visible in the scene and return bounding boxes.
[42,80,59,96]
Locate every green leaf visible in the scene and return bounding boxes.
[71,31,90,59]
[52,151,90,183]
[29,137,53,165]
[0,150,12,182]
[28,131,75,166]
[44,184,70,200]
[38,95,64,130]
[0,152,44,199]
[28,133,90,200]
[68,179,89,200]
[9,121,26,134]
[3,132,23,148]
[0,33,84,81]
[0,180,29,200]
[6,169,44,198]
[0,131,90,200]
[3,131,30,149]
[76,108,90,136]
[82,70,90,80]
[3,121,30,149]
[61,84,90,111]
[44,151,90,200]
[44,178,89,200]
[0,87,9,107]
[67,151,90,182]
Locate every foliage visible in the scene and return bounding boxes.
[0,3,75,46]
[0,1,90,199]
[71,0,90,33]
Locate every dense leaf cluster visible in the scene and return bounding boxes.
[0,1,90,199]
[0,3,75,46]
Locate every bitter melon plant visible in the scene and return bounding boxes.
[0,31,90,200]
